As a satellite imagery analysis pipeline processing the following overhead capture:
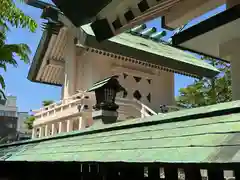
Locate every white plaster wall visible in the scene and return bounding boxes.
[112,65,175,112]
[73,52,175,112]
[75,51,112,91]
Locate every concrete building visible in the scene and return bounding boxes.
[26,1,219,139]
[0,96,18,143]
[17,112,30,134]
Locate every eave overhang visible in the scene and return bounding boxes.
[81,24,219,78]
[27,1,219,83]
[172,4,240,62]
[28,28,65,86]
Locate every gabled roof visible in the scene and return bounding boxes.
[81,24,219,78]
[27,1,220,86]
[0,100,239,163]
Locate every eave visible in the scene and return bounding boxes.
[28,28,65,86]
[172,4,240,62]
[81,24,219,78]
[28,2,220,84]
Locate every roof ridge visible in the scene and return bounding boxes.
[125,24,170,45]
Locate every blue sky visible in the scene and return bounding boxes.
[3,2,225,112]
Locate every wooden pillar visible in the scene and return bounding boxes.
[229,54,240,100]
[227,0,240,100]
[63,28,77,98]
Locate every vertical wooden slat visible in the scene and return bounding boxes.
[207,168,224,180]
[184,166,202,180]
[164,166,178,180]
[148,166,160,179]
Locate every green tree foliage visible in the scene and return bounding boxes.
[176,56,232,108]
[24,115,35,130]
[25,100,54,130]
[0,0,37,96]
[25,100,55,130]
[42,100,54,107]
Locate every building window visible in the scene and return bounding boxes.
[0,110,16,117]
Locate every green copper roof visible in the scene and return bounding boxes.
[87,76,113,92]
[0,100,239,163]
[27,3,219,86]
[81,24,219,78]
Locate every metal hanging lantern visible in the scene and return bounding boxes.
[88,76,125,111]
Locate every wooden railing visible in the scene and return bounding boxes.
[33,92,185,126]
[33,91,94,119]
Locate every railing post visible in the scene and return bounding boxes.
[67,119,73,132]
[45,124,49,136]
[59,121,63,133]
[31,128,36,139]
[78,116,85,130]
[51,123,56,135]
[141,104,145,118]
[39,126,44,138]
